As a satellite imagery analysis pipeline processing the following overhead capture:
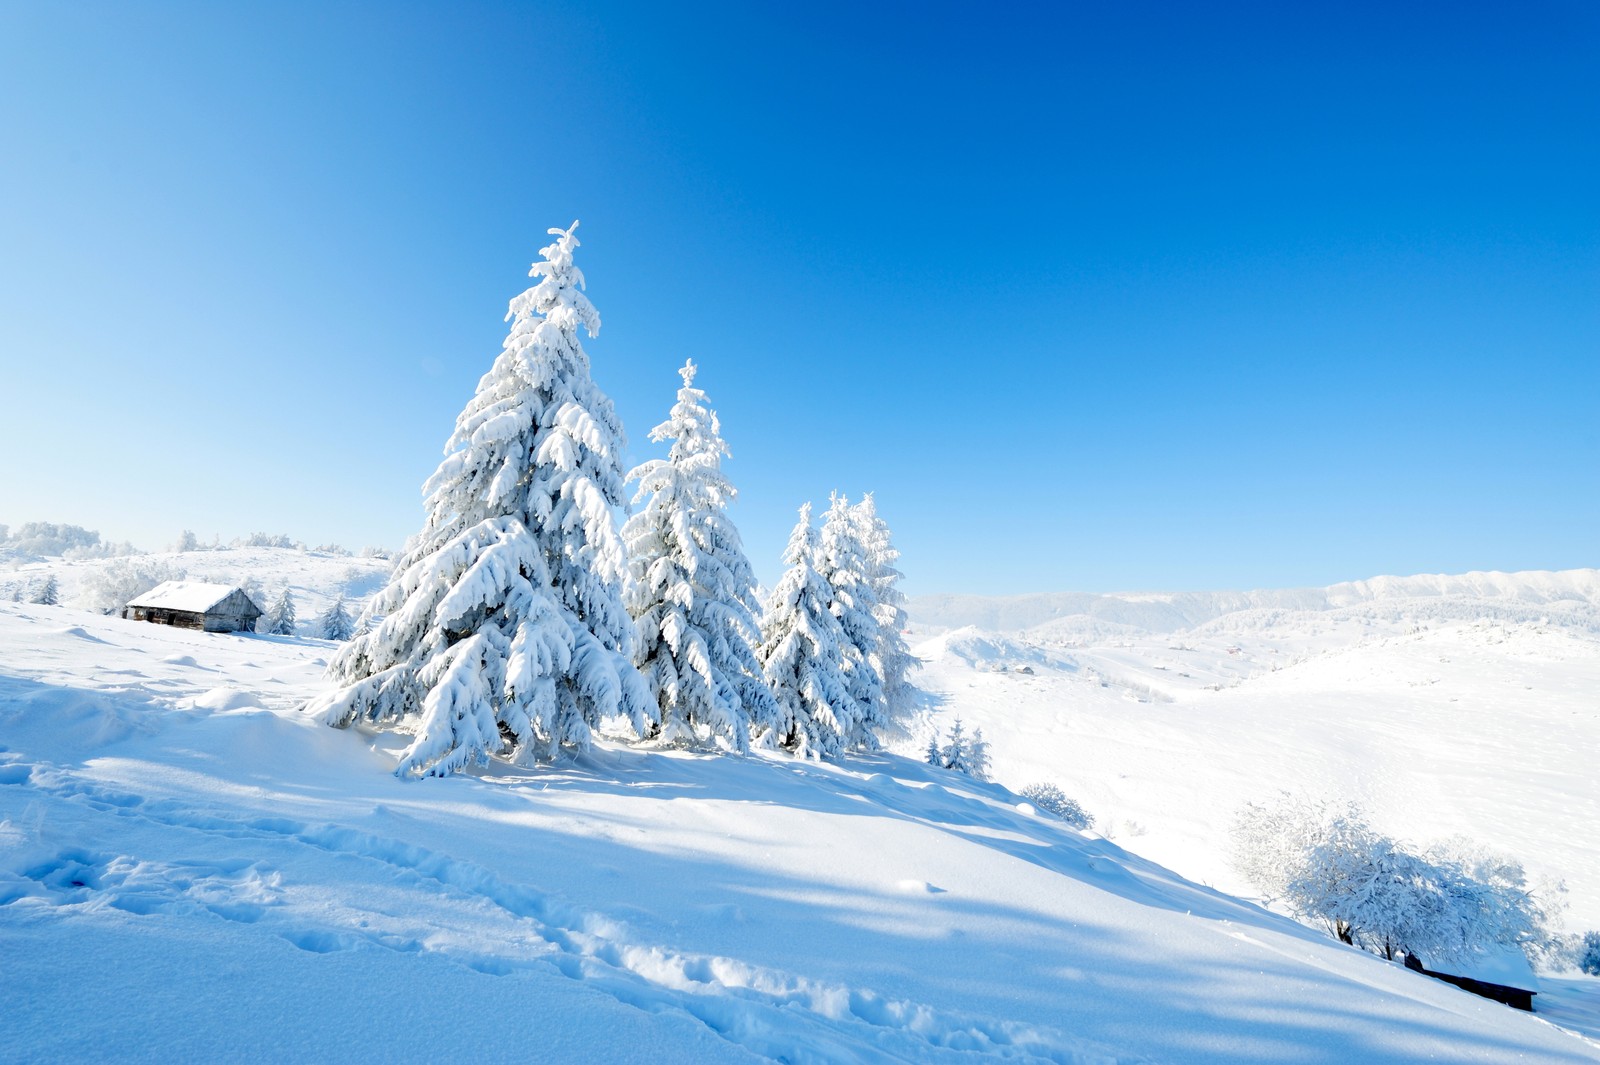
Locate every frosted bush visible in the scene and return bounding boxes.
[1019,783,1093,829]
[1580,931,1600,976]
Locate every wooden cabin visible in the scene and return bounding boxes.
[123,581,263,633]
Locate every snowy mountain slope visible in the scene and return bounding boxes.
[0,547,392,634]
[900,606,1600,940]
[2,602,1597,1063]
[907,569,1600,636]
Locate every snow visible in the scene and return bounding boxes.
[124,580,248,613]
[3,596,1598,1062]
[900,569,1600,938]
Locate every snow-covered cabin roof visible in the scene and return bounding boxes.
[125,581,253,614]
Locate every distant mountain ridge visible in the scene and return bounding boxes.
[907,568,1600,634]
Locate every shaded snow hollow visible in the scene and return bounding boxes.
[1,602,1597,1062]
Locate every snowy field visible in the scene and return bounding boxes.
[900,570,1600,930]
[3,579,1599,1062]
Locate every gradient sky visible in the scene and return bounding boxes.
[3,1,1596,595]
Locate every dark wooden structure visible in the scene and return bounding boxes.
[1404,952,1537,1012]
[123,581,263,633]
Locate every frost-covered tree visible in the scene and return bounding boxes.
[77,559,187,615]
[1579,931,1600,976]
[623,360,776,751]
[1232,794,1556,964]
[758,504,856,758]
[30,575,60,606]
[925,734,942,767]
[308,222,652,776]
[851,494,917,730]
[262,586,297,636]
[816,493,885,749]
[174,529,201,553]
[317,594,355,642]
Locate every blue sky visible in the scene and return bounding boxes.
[2,1,1595,595]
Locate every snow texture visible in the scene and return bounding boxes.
[2,597,1598,1063]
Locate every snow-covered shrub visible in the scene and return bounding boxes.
[358,545,391,560]
[312,543,351,556]
[309,222,652,776]
[3,521,102,557]
[1231,794,1556,964]
[238,532,303,550]
[624,360,775,752]
[1578,931,1600,976]
[1020,783,1093,829]
[77,559,188,615]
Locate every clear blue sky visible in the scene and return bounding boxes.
[2,1,1595,595]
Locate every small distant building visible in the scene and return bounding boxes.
[1404,947,1538,1012]
[123,581,263,634]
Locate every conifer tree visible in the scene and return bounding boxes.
[816,493,885,749]
[623,360,776,751]
[308,222,651,776]
[263,586,297,635]
[852,493,918,729]
[318,594,354,642]
[30,575,59,606]
[758,504,855,758]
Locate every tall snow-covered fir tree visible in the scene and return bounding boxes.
[622,360,777,751]
[758,504,856,758]
[30,575,59,606]
[816,493,886,749]
[308,221,652,776]
[851,493,917,729]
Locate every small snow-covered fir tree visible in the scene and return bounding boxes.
[623,360,776,751]
[30,576,60,606]
[816,493,885,750]
[318,594,354,642]
[307,221,651,776]
[262,586,297,635]
[930,717,989,779]
[758,504,855,758]
[851,494,918,730]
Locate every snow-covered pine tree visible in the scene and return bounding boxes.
[851,493,918,729]
[30,575,59,606]
[816,493,885,749]
[263,586,297,635]
[623,359,777,751]
[925,734,942,767]
[318,594,354,641]
[758,503,855,758]
[307,221,652,776]
[938,717,984,776]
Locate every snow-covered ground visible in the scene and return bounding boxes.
[3,591,1599,1063]
[901,571,1600,928]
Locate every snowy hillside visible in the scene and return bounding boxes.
[897,570,1600,939]
[0,546,392,635]
[2,601,1598,1063]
